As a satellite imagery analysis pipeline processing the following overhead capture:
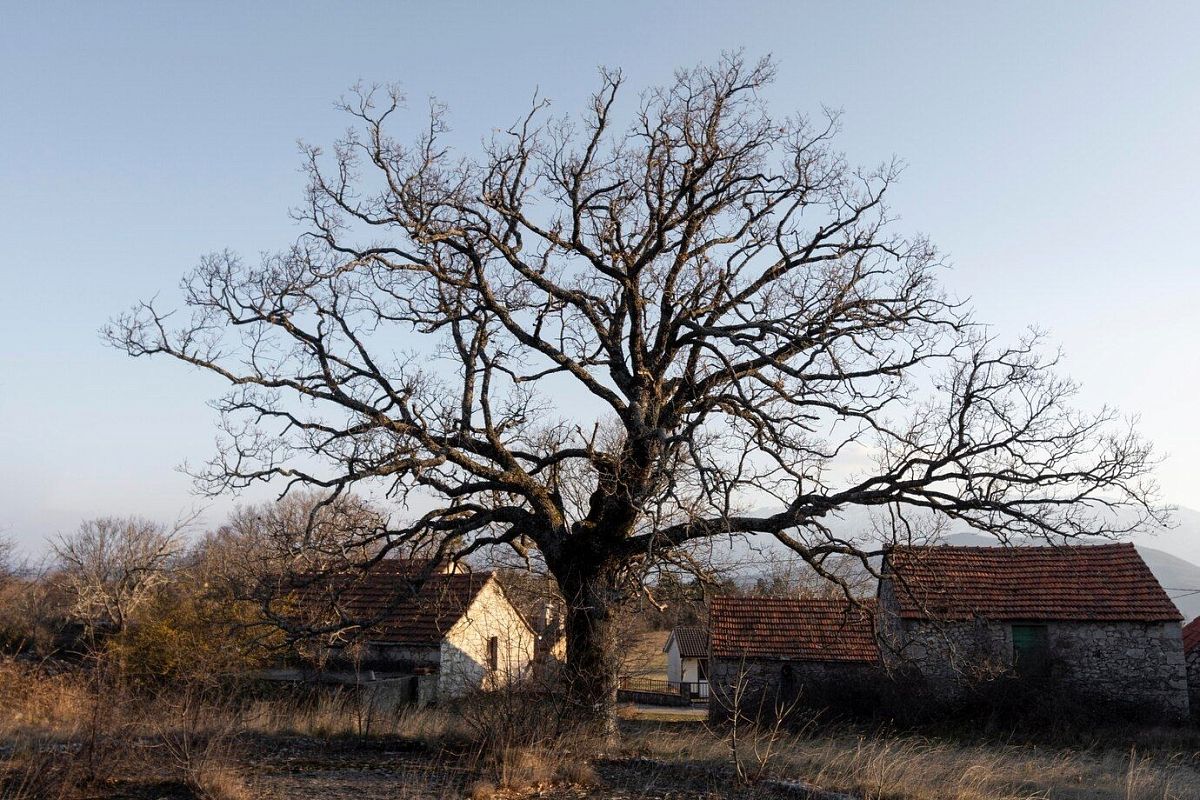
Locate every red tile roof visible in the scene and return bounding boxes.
[302,562,494,645]
[884,543,1181,622]
[709,596,880,663]
[1183,618,1200,654]
[666,626,708,659]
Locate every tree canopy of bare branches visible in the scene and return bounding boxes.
[54,517,186,635]
[107,54,1161,726]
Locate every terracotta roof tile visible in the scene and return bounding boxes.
[884,543,1180,622]
[1183,618,1200,654]
[709,596,879,663]
[300,561,492,645]
[667,626,708,659]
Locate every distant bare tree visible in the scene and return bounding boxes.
[197,492,395,643]
[54,517,187,635]
[208,491,385,583]
[107,53,1162,730]
[0,534,16,583]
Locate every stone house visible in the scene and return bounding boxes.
[1183,617,1200,716]
[285,559,537,705]
[664,626,709,697]
[707,596,880,716]
[879,543,1189,720]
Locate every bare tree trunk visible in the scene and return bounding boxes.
[555,557,622,740]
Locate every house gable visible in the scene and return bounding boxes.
[438,575,537,698]
[664,626,708,659]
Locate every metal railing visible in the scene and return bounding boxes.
[618,676,709,700]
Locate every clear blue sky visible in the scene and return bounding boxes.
[2,2,1198,555]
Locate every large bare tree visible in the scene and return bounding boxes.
[107,54,1160,727]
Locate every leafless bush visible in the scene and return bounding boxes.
[707,661,810,785]
[140,686,251,800]
[0,535,16,583]
[454,682,604,791]
[0,545,63,657]
[0,678,136,798]
[207,492,386,590]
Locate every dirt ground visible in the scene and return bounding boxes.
[249,734,791,800]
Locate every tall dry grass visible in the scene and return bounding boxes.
[240,689,462,742]
[624,717,1200,800]
[0,661,91,739]
[238,685,600,798]
[0,660,254,800]
[5,657,1198,800]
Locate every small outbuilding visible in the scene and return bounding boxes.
[707,596,880,716]
[663,625,709,696]
[879,543,1189,720]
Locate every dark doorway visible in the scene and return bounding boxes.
[1011,624,1051,678]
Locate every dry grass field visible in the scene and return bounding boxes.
[623,717,1200,800]
[2,659,1199,799]
[618,630,671,680]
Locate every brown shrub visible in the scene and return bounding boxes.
[556,758,599,787]
[467,779,499,800]
[185,760,252,800]
[0,660,90,737]
[454,685,604,791]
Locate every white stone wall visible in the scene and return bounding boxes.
[665,639,682,683]
[437,577,536,699]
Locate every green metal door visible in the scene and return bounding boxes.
[1011,624,1050,678]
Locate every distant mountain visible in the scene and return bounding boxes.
[701,505,1200,623]
[1130,505,1200,566]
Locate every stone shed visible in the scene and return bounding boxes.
[287,559,537,704]
[707,596,881,717]
[1183,617,1200,717]
[879,543,1189,720]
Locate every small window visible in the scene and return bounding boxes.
[1011,624,1050,678]
[487,636,499,671]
